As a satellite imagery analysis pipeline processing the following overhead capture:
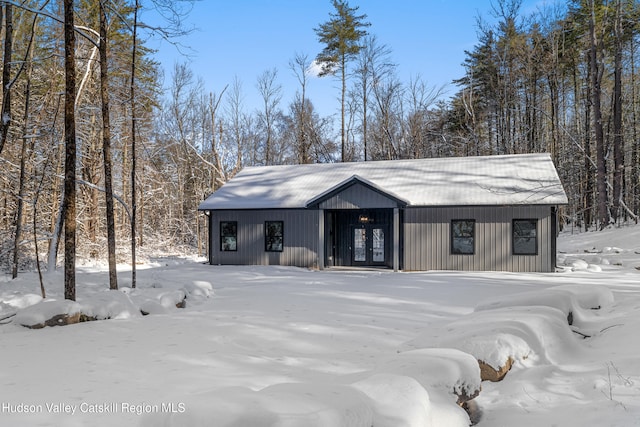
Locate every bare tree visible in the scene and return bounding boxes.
[256,68,282,165]
[11,8,39,279]
[289,52,313,164]
[225,76,246,173]
[353,35,394,161]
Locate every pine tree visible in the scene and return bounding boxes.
[314,0,369,162]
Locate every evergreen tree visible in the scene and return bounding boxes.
[314,0,369,162]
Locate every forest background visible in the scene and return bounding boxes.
[0,0,639,283]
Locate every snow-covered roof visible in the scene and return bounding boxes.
[198,153,568,210]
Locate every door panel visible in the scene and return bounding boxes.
[372,228,385,262]
[352,225,388,266]
[354,228,367,262]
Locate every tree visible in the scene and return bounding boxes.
[63,0,77,300]
[130,0,140,288]
[587,0,610,229]
[353,35,394,161]
[0,3,13,157]
[289,52,312,163]
[314,0,369,162]
[256,68,282,165]
[99,0,118,290]
[11,6,39,279]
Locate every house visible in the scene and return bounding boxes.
[198,153,568,272]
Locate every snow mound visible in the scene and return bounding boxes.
[402,305,582,370]
[13,299,82,327]
[0,292,43,312]
[375,348,481,402]
[78,290,141,320]
[143,375,470,427]
[141,383,374,427]
[475,284,613,332]
[126,288,186,314]
[8,278,213,328]
[352,373,433,427]
[143,349,478,427]
[183,281,214,300]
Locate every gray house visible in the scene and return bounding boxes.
[198,153,568,272]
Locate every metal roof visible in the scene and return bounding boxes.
[198,153,568,210]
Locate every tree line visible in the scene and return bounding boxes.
[1,0,639,294]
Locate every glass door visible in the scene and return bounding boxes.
[352,225,387,266]
[354,228,367,262]
[372,228,385,262]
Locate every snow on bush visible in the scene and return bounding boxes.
[78,290,142,320]
[375,348,481,402]
[183,281,214,300]
[475,284,614,333]
[402,305,582,371]
[352,373,433,427]
[5,278,213,328]
[0,292,43,311]
[13,299,82,327]
[142,348,478,427]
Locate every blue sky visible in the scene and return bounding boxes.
[145,0,551,118]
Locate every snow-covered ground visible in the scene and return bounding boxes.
[1,225,640,426]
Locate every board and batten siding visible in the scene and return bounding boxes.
[210,209,320,267]
[403,205,556,272]
[317,182,400,210]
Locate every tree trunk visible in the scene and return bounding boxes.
[100,0,118,290]
[341,52,346,162]
[612,0,624,223]
[63,0,77,300]
[582,65,594,231]
[130,0,139,288]
[11,22,35,279]
[0,4,13,156]
[12,125,28,279]
[631,36,640,220]
[589,2,609,230]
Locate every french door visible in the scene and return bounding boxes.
[352,225,387,266]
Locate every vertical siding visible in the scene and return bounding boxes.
[319,183,399,209]
[403,206,555,272]
[209,209,319,268]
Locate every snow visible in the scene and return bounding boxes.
[2,225,640,426]
[199,153,567,210]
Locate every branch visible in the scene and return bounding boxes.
[75,179,132,221]
[533,106,639,222]
[2,1,99,47]
[174,137,227,187]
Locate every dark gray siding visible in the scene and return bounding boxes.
[210,209,320,267]
[319,183,399,209]
[403,205,555,272]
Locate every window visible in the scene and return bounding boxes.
[451,219,475,254]
[513,219,538,255]
[220,221,237,251]
[265,221,284,252]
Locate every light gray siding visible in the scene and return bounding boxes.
[210,209,320,267]
[403,205,555,272]
[319,183,399,209]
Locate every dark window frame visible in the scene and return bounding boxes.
[265,220,284,252]
[220,221,238,252]
[451,219,475,255]
[513,219,538,255]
